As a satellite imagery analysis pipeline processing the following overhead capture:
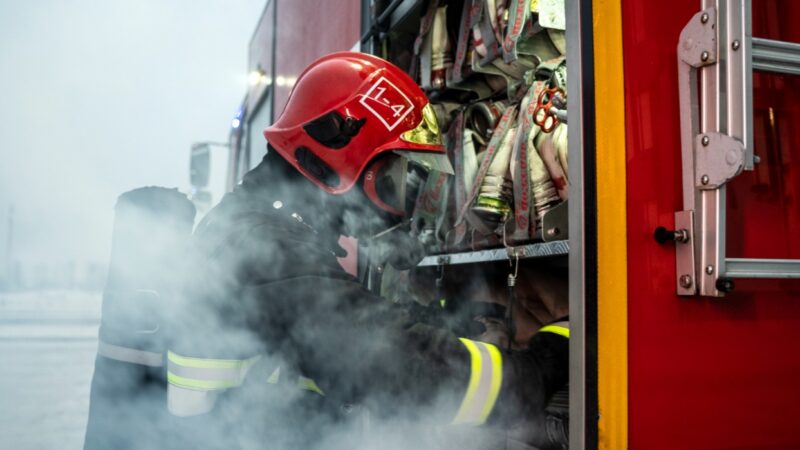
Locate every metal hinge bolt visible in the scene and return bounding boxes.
[701,175,710,185]
[701,135,710,146]
[701,51,710,61]
[705,265,714,275]
[701,12,709,23]
[680,274,693,288]
[732,40,740,51]
[654,227,690,244]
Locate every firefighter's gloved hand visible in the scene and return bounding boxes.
[406,300,506,338]
[385,236,426,270]
[474,316,510,349]
[369,225,426,270]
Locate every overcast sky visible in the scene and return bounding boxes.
[0,0,264,266]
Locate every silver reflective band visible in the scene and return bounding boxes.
[97,341,163,367]
[452,338,503,426]
[168,384,219,417]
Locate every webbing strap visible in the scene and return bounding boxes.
[452,0,478,82]
[97,341,163,367]
[410,0,441,81]
[448,111,469,246]
[472,0,502,63]
[538,320,570,339]
[452,338,503,426]
[510,86,541,241]
[456,105,518,231]
[167,351,260,391]
[502,0,531,63]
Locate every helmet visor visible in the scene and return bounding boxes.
[396,103,453,174]
[400,103,442,147]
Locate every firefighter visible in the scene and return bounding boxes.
[167,52,568,449]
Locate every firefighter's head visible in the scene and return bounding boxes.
[264,52,451,229]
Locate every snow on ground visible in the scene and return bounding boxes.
[0,290,101,449]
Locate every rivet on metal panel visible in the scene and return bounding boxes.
[680,274,693,288]
[701,175,710,185]
[546,227,560,237]
[705,265,714,275]
[701,135,710,146]
[700,12,709,23]
[732,40,740,51]
[701,51,710,61]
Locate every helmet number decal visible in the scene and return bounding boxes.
[359,76,415,131]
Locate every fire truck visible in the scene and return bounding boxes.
[188,0,800,448]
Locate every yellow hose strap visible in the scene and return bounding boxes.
[452,338,503,426]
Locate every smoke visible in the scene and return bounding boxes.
[79,153,536,450]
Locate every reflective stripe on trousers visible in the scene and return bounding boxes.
[97,341,163,367]
[167,351,260,417]
[452,338,503,426]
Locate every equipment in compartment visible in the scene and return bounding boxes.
[380,0,569,254]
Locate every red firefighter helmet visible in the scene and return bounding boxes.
[264,52,449,214]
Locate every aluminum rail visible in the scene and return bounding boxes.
[752,37,800,76]
[725,258,800,279]
[416,240,569,266]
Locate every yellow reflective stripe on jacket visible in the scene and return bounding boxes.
[538,320,570,339]
[297,376,325,396]
[167,372,242,391]
[167,351,258,369]
[452,338,503,426]
[167,351,260,392]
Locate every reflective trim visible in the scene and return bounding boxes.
[266,367,281,384]
[167,351,260,392]
[297,376,325,396]
[167,351,258,369]
[452,338,503,426]
[97,341,163,367]
[168,383,219,417]
[167,372,241,391]
[538,321,570,339]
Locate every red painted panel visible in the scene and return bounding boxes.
[273,0,361,118]
[622,1,800,449]
[752,0,800,44]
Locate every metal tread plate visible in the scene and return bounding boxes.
[417,240,570,266]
